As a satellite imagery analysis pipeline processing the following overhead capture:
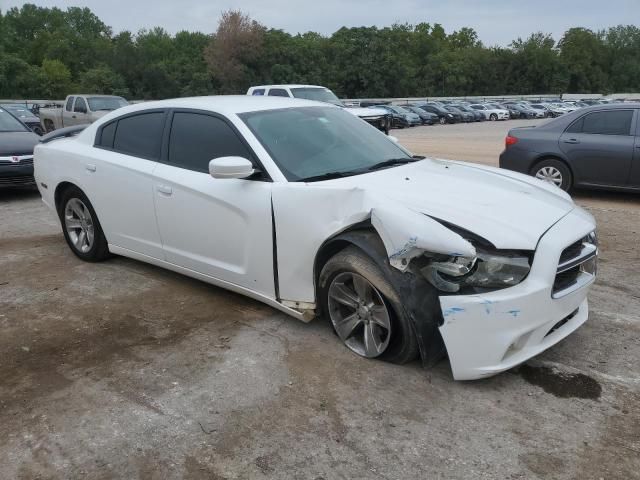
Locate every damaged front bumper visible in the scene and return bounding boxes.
[438,208,596,380]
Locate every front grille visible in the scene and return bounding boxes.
[0,156,33,166]
[0,175,35,186]
[559,238,583,264]
[552,233,597,298]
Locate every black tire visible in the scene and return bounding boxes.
[319,246,418,364]
[439,116,446,125]
[44,119,55,133]
[58,186,110,262]
[530,158,573,192]
[489,113,498,121]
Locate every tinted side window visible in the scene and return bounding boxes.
[97,121,117,148]
[168,113,253,173]
[566,117,584,133]
[252,89,265,96]
[581,110,633,135]
[268,88,289,97]
[65,97,75,112]
[74,97,87,113]
[113,112,164,159]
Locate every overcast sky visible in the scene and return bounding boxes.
[2,0,638,46]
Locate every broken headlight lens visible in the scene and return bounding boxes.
[422,252,531,293]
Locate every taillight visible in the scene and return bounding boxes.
[505,135,518,148]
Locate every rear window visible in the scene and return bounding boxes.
[112,112,165,159]
[268,89,289,97]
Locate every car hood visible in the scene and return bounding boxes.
[347,107,388,118]
[319,158,575,250]
[0,131,40,155]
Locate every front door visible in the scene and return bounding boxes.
[152,110,275,297]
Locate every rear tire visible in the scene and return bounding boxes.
[439,117,446,125]
[531,159,573,192]
[319,246,418,364]
[58,186,110,262]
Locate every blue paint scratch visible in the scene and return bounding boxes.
[443,307,465,317]
[481,299,495,315]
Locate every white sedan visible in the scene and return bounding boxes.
[34,96,597,380]
[469,104,511,121]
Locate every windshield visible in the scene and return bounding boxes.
[0,109,29,132]
[241,106,411,181]
[290,88,343,106]
[87,96,128,111]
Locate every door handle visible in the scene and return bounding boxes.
[563,138,580,144]
[85,164,96,172]
[157,184,173,195]
[72,115,77,119]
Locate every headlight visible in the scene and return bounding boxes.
[447,113,453,118]
[422,249,531,293]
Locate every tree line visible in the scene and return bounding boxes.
[1,4,639,100]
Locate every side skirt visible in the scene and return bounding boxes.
[108,244,308,322]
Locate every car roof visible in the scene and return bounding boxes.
[249,85,326,90]
[103,95,332,116]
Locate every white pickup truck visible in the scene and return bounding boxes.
[247,85,392,134]
[39,94,128,133]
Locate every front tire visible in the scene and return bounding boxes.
[319,246,418,364]
[58,187,110,262]
[490,113,498,121]
[531,159,573,192]
[439,117,446,125]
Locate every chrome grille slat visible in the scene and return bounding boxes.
[552,233,598,298]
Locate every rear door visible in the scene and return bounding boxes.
[559,109,635,187]
[86,110,166,258]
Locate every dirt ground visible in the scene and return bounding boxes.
[1,120,639,479]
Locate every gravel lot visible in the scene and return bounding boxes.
[1,120,639,479]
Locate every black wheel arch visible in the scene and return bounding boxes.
[314,225,447,368]
[54,181,80,216]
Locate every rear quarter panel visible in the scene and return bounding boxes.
[34,139,92,216]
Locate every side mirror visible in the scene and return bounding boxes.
[209,156,255,179]
[388,135,399,143]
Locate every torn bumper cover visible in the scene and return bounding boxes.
[438,209,596,380]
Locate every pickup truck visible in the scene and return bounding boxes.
[39,94,128,133]
[247,85,392,134]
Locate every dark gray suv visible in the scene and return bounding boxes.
[499,103,640,192]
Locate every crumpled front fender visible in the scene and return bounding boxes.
[371,206,476,271]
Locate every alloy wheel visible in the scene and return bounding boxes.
[328,272,392,358]
[64,198,95,253]
[535,166,563,187]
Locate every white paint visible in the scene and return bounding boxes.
[35,95,597,381]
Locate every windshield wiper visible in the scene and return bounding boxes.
[297,170,364,182]
[367,156,422,171]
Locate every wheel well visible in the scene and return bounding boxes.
[54,182,79,215]
[531,155,573,176]
[313,224,379,289]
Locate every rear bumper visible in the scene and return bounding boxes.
[498,147,538,175]
[438,208,596,380]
